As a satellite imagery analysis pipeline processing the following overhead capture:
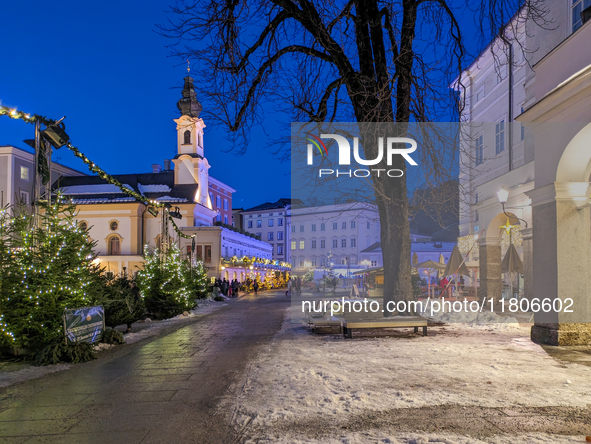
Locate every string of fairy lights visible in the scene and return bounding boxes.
[0,104,195,241]
[0,200,99,343]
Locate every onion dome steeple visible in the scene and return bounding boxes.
[177,62,202,118]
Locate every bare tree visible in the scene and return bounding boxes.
[159,0,548,314]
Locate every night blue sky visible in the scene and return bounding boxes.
[1,2,488,209]
[0,1,290,210]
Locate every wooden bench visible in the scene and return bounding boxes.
[343,316,428,338]
[311,316,343,333]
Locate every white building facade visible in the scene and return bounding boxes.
[290,202,381,274]
[458,0,591,344]
[240,198,300,263]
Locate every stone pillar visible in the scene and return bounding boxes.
[477,238,502,302]
[521,227,534,301]
[528,182,591,345]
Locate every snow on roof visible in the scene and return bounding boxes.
[59,184,133,195]
[138,183,171,194]
[71,197,136,204]
[154,195,188,203]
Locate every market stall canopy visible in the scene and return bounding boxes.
[413,260,446,269]
[502,244,524,274]
[444,245,470,277]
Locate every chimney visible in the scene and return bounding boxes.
[152,164,162,173]
[163,159,171,171]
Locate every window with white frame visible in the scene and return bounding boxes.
[367,221,370,229]
[332,239,338,248]
[351,238,356,247]
[216,195,221,208]
[278,218,283,226]
[475,134,483,165]
[495,120,505,154]
[341,222,347,229]
[248,220,253,228]
[277,245,283,255]
[268,219,274,227]
[291,240,296,250]
[224,215,228,224]
[311,240,317,249]
[20,166,29,181]
[311,257,317,267]
[299,240,305,249]
[223,199,228,210]
[300,225,304,232]
[257,220,262,228]
[268,232,274,241]
[320,239,326,249]
[476,85,485,102]
[312,223,316,231]
[332,222,337,230]
[573,0,591,33]
[277,231,283,240]
[320,223,325,231]
[291,225,296,233]
[351,221,356,228]
[341,238,347,247]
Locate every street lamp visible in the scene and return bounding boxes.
[496,188,509,204]
[497,187,528,228]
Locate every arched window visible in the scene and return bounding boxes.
[184,130,191,144]
[109,236,120,255]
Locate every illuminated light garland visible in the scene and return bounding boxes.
[0,103,195,242]
[458,234,479,256]
[501,225,523,250]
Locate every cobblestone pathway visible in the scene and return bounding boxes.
[0,291,289,443]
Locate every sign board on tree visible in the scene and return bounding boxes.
[63,306,105,344]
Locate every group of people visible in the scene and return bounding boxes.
[213,278,241,298]
[286,277,302,297]
[423,275,465,296]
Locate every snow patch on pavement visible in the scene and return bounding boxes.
[234,308,591,440]
[245,431,583,444]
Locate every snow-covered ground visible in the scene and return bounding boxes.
[231,308,591,443]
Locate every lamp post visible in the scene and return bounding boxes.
[496,188,528,228]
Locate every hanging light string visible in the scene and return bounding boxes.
[0,104,195,241]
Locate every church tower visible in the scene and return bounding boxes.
[172,72,212,210]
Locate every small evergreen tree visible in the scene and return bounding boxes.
[0,199,104,353]
[182,260,209,301]
[137,245,206,319]
[97,274,144,331]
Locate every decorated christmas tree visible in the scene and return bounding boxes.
[0,199,104,353]
[136,244,207,319]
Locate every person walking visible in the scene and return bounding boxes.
[221,278,229,297]
[232,279,239,297]
[253,279,259,295]
[439,276,449,298]
[286,278,292,297]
